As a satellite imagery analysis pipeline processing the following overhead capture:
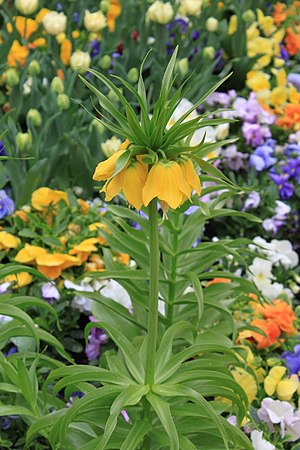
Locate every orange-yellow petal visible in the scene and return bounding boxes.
[15,244,47,264]
[93,149,126,181]
[122,161,148,209]
[101,171,125,201]
[179,159,201,196]
[142,163,165,206]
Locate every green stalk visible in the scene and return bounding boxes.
[166,215,179,326]
[145,198,160,385]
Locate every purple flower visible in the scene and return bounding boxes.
[287,73,300,91]
[56,2,63,11]
[1,417,11,430]
[0,190,14,219]
[249,145,276,171]
[41,282,60,303]
[264,138,276,149]
[73,12,79,23]
[282,345,300,376]
[0,282,10,294]
[85,316,107,361]
[281,159,300,179]
[280,44,289,61]
[243,191,261,211]
[285,144,300,157]
[89,39,101,58]
[270,173,294,199]
[243,123,265,147]
[192,30,199,40]
[222,145,247,171]
[0,141,5,155]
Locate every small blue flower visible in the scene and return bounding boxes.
[282,344,300,376]
[0,190,14,219]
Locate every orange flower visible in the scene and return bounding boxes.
[57,69,64,80]
[116,252,130,265]
[0,231,21,251]
[207,278,231,287]
[273,3,287,26]
[60,38,72,66]
[7,40,29,67]
[29,38,46,49]
[69,238,99,262]
[36,8,51,23]
[77,198,89,214]
[256,300,297,335]
[239,319,281,349]
[36,253,81,279]
[285,26,300,56]
[15,244,47,264]
[31,187,69,211]
[276,104,300,130]
[107,0,122,31]
[13,210,29,222]
[7,17,39,40]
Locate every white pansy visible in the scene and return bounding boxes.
[146,1,174,24]
[275,200,291,216]
[64,279,94,313]
[99,279,132,310]
[70,50,91,71]
[270,239,299,269]
[215,123,229,140]
[248,257,274,291]
[43,11,67,36]
[84,10,107,32]
[250,430,275,450]
[262,282,285,299]
[15,0,38,15]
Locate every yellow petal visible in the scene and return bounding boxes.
[122,161,148,209]
[93,149,125,181]
[102,170,125,201]
[277,378,299,401]
[142,163,165,206]
[15,244,47,264]
[180,159,201,196]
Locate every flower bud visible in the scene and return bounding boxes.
[228,15,238,35]
[266,358,279,367]
[98,55,111,69]
[128,67,139,84]
[146,1,174,25]
[27,109,42,127]
[15,0,38,15]
[70,50,91,72]
[206,17,218,32]
[56,32,66,44]
[203,46,215,60]
[84,10,107,32]
[5,68,20,87]
[178,58,189,77]
[180,0,202,16]
[28,60,41,75]
[57,93,70,110]
[242,9,256,24]
[16,132,32,152]
[43,11,67,36]
[290,282,300,295]
[100,0,110,13]
[50,76,64,94]
[101,136,122,157]
[108,89,121,103]
[89,118,105,134]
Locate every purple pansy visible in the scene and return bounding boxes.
[287,73,300,92]
[41,282,60,304]
[0,190,14,219]
[282,345,300,376]
[270,173,294,199]
[85,316,107,361]
[222,145,247,171]
[248,145,276,171]
[243,191,261,211]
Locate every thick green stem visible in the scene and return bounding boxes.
[167,215,179,327]
[145,198,160,386]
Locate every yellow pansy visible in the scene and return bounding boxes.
[256,9,276,36]
[15,244,47,264]
[31,187,69,211]
[36,253,81,279]
[232,367,258,404]
[270,87,288,107]
[69,238,99,262]
[4,272,33,288]
[246,23,260,41]
[0,231,21,252]
[246,71,270,92]
[264,366,299,401]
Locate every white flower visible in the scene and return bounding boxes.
[99,279,132,310]
[70,50,91,71]
[275,200,291,216]
[215,123,229,140]
[206,17,218,32]
[43,11,67,36]
[101,136,122,158]
[248,257,274,291]
[15,0,38,15]
[146,1,174,24]
[84,10,107,32]
[180,0,202,16]
[258,397,300,440]
[23,77,33,95]
[262,282,285,299]
[270,239,299,269]
[0,314,13,325]
[64,279,94,313]
[250,430,275,450]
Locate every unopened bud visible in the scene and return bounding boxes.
[128,67,139,84]
[98,55,111,70]
[90,118,105,134]
[5,68,20,87]
[203,46,215,60]
[100,0,110,13]
[27,109,42,127]
[206,17,218,32]
[28,60,41,75]
[108,89,121,103]
[51,76,64,94]
[16,132,32,152]
[242,9,256,24]
[57,93,70,110]
[178,58,189,77]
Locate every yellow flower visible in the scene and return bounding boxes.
[36,253,81,279]
[232,367,257,404]
[0,231,21,251]
[270,87,287,107]
[77,198,89,214]
[31,187,69,211]
[179,159,201,197]
[93,140,130,182]
[69,238,99,262]
[228,15,238,35]
[107,0,122,32]
[7,40,29,67]
[15,244,47,264]
[246,71,270,92]
[246,23,260,41]
[7,16,39,40]
[142,161,192,210]
[264,366,299,401]
[256,9,276,36]
[35,8,51,23]
[4,272,33,288]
